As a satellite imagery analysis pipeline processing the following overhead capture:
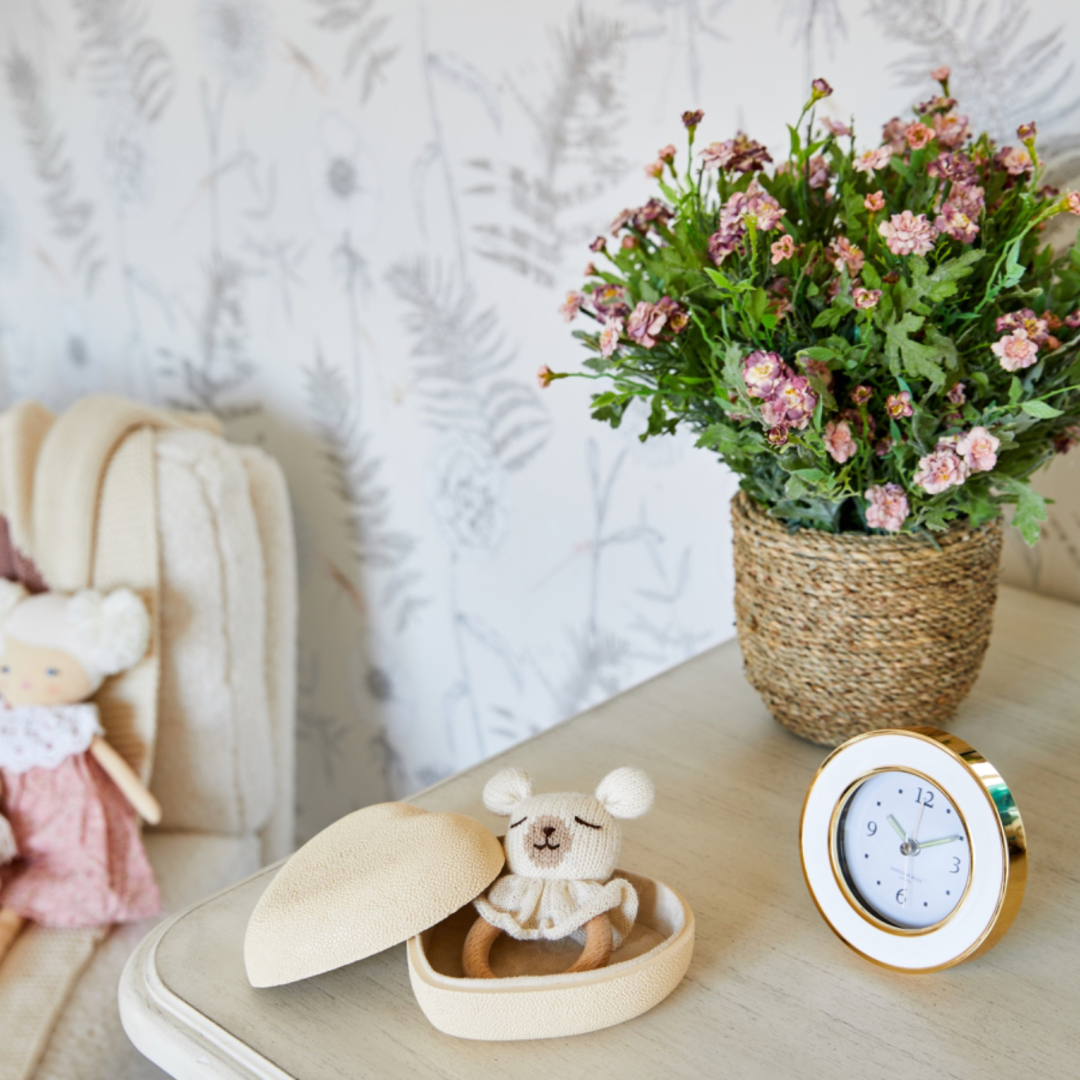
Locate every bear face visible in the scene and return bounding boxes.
[483,767,654,883]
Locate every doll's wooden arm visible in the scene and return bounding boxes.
[89,737,162,825]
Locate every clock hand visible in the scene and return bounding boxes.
[918,835,962,849]
[887,814,907,840]
[911,799,926,842]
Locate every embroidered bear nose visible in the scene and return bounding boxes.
[543,826,556,838]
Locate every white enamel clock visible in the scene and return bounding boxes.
[799,727,1027,972]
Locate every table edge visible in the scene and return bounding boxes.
[119,868,291,1080]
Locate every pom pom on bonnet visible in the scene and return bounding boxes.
[0,584,150,693]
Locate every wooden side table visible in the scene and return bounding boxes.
[120,586,1080,1079]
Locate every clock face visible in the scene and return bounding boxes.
[836,769,971,930]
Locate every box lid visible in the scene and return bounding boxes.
[244,802,504,987]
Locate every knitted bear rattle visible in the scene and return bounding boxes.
[0,581,161,963]
[463,766,654,979]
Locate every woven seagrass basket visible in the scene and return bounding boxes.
[731,492,1004,746]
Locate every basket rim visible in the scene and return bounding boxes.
[731,490,1002,551]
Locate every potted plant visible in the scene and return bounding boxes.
[549,71,1080,745]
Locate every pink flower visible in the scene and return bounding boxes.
[682,109,704,129]
[946,381,966,405]
[767,426,789,446]
[592,284,629,322]
[851,385,873,405]
[914,448,969,493]
[882,117,910,153]
[830,236,865,274]
[1066,310,1080,328]
[742,350,785,399]
[807,156,830,189]
[991,328,1040,372]
[874,437,894,457]
[621,236,637,250]
[996,146,1034,176]
[852,286,882,310]
[610,209,634,233]
[658,295,689,334]
[537,365,555,388]
[823,419,858,463]
[771,235,795,264]
[934,205,980,244]
[932,112,969,149]
[885,391,914,419]
[598,317,624,359]
[1067,192,1080,215]
[905,122,934,150]
[700,133,772,173]
[864,190,886,212]
[589,236,606,252]
[821,117,851,137]
[931,65,951,83]
[658,144,676,163]
[644,159,664,178]
[854,147,893,174]
[996,308,1049,344]
[584,262,597,276]
[865,483,909,532]
[927,152,977,183]
[1017,122,1037,142]
[811,77,833,100]
[559,291,585,322]
[709,182,786,262]
[626,301,667,348]
[956,426,1000,473]
[771,375,818,431]
[878,210,937,256]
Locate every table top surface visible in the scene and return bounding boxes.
[121,586,1080,1080]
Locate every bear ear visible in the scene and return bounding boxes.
[483,768,533,816]
[595,767,654,820]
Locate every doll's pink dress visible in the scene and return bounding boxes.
[0,702,160,928]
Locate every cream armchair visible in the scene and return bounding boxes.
[0,422,296,1080]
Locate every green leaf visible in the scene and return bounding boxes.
[790,468,828,481]
[998,476,1048,546]
[813,307,845,329]
[1008,377,1023,404]
[860,263,882,290]
[1021,400,1064,419]
[882,311,948,389]
[745,287,769,327]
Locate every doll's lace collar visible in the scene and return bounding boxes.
[0,703,102,774]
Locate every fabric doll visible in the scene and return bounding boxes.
[463,766,654,979]
[0,580,161,962]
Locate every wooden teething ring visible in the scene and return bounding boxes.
[462,911,613,980]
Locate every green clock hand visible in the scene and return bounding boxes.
[887,814,907,840]
[919,835,962,849]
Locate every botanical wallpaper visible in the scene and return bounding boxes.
[0,0,1077,842]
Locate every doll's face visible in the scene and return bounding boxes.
[0,636,93,706]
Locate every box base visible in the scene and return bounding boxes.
[407,870,694,1041]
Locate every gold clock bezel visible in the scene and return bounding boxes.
[799,726,1028,973]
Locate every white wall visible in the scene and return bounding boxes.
[0,0,1077,842]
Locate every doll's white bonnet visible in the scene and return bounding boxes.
[0,582,150,693]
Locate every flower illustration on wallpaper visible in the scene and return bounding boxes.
[309,113,382,238]
[430,434,509,555]
[199,0,270,91]
[0,185,19,275]
[99,102,154,207]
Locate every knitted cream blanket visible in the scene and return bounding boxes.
[0,396,219,1080]
[475,874,638,949]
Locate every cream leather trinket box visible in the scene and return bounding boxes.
[244,800,694,1041]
